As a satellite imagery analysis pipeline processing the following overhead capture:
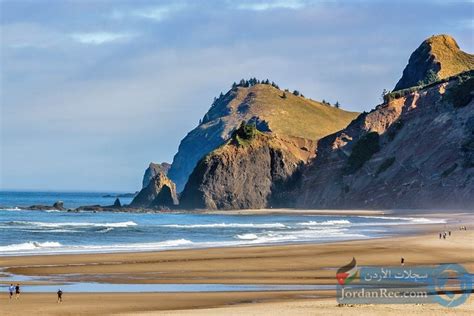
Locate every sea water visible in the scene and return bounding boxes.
[0,191,446,256]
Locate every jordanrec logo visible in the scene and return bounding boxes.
[336,257,358,285]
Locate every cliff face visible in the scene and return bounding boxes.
[179,125,316,210]
[142,162,171,189]
[130,173,178,209]
[295,74,474,209]
[167,83,359,191]
[394,34,474,91]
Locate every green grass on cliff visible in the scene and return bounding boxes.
[231,84,359,141]
[427,35,474,80]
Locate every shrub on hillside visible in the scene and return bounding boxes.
[232,122,258,146]
[376,157,396,176]
[345,132,380,174]
[443,75,474,108]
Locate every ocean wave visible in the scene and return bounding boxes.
[0,241,62,252]
[0,239,193,254]
[98,227,114,233]
[162,223,286,229]
[297,220,351,226]
[357,216,446,224]
[7,221,138,228]
[236,233,258,240]
[1,207,22,211]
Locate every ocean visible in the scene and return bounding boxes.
[0,191,446,256]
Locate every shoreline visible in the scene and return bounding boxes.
[2,222,472,285]
[0,210,466,258]
[1,211,473,315]
[4,204,473,216]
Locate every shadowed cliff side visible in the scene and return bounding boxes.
[142,162,171,189]
[295,72,474,209]
[179,123,316,210]
[130,173,178,209]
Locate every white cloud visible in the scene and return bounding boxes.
[70,32,133,45]
[235,0,307,11]
[111,3,186,22]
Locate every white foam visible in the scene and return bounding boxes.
[1,207,22,211]
[9,221,138,228]
[0,241,62,252]
[98,227,114,233]
[162,223,286,229]
[358,216,446,224]
[236,233,258,240]
[298,220,351,226]
[0,239,193,254]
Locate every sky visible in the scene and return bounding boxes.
[0,0,472,192]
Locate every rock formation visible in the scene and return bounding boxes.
[394,34,474,91]
[179,123,316,209]
[142,162,171,188]
[130,173,178,209]
[295,71,474,209]
[113,198,121,208]
[167,82,359,191]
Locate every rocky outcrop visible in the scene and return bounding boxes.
[26,201,65,211]
[295,73,474,209]
[142,162,171,188]
[168,83,358,191]
[394,34,474,91]
[52,201,65,210]
[113,198,121,208]
[179,124,316,210]
[130,173,178,209]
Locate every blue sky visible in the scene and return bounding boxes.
[1,0,472,192]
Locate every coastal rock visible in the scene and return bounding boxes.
[167,82,358,191]
[131,173,178,208]
[113,198,121,208]
[52,201,65,210]
[295,71,474,209]
[394,34,474,91]
[179,123,316,210]
[142,162,171,188]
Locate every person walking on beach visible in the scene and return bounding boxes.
[57,289,63,303]
[15,284,20,299]
[401,257,405,266]
[9,284,14,300]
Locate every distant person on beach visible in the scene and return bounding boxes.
[9,284,14,300]
[448,231,451,236]
[15,284,20,299]
[401,257,405,266]
[57,289,63,303]
[439,233,442,239]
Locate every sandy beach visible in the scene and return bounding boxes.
[1,212,473,315]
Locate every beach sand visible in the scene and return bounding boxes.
[1,217,473,315]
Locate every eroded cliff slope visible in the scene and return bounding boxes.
[179,124,317,209]
[296,73,474,209]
